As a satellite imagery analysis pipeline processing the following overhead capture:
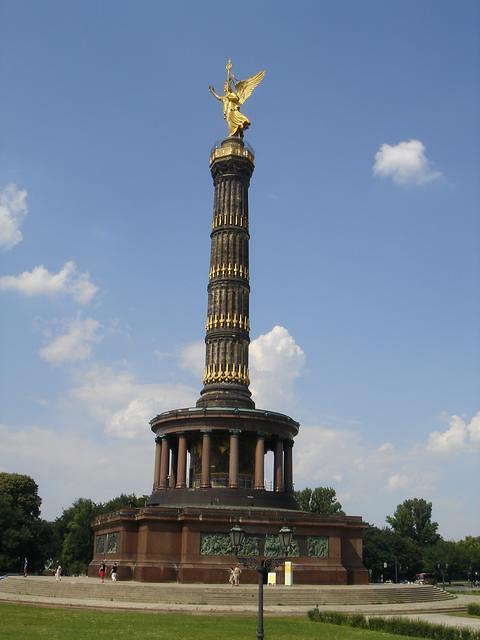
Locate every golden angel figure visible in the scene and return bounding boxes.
[209,60,266,137]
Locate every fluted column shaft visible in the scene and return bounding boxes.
[254,434,265,490]
[274,438,284,492]
[197,138,255,409]
[228,430,240,488]
[201,431,211,488]
[153,436,161,489]
[169,440,178,488]
[176,434,187,488]
[159,437,169,489]
[284,440,294,493]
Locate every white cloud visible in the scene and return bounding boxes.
[0,184,28,250]
[175,326,306,412]
[179,341,205,378]
[71,365,196,438]
[1,408,478,533]
[427,411,480,453]
[0,260,98,304]
[378,442,394,452]
[39,317,102,365]
[0,423,152,519]
[468,412,480,447]
[373,139,441,186]
[387,474,409,491]
[250,325,305,410]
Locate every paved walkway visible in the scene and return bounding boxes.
[387,611,480,632]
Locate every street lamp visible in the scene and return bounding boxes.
[230,524,293,640]
[230,524,245,549]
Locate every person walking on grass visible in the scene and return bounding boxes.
[98,561,106,583]
[111,563,118,581]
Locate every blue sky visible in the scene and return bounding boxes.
[0,0,478,539]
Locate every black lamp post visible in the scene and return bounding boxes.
[230,524,293,640]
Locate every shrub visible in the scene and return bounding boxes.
[467,603,480,617]
[307,609,480,640]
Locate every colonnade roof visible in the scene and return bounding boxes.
[150,405,299,426]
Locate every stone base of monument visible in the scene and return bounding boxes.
[88,506,368,585]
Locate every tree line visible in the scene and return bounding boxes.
[0,472,147,575]
[1,473,478,581]
[297,487,479,583]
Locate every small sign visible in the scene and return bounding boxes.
[284,561,293,586]
[267,572,276,585]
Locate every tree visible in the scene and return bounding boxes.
[0,473,43,572]
[56,493,148,574]
[96,493,148,515]
[386,498,440,546]
[295,487,344,514]
[58,498,97,575]
[363,524,422,582]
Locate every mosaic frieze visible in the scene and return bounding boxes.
[200,533,259,556]
[95,531,120,555]
[307,536,329,557]
[200,533,302,557]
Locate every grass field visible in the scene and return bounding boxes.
[0,603,417,640]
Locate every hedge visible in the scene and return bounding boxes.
[307,608,480,640]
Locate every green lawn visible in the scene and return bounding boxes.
[0,603,417,640]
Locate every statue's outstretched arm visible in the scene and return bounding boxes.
[209,85,224,101]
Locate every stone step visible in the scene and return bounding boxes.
[0,578,456,607]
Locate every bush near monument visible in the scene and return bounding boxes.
[308,609,480,640]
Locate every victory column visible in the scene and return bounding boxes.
[90,61,368,584]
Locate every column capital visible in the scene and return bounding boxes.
[229,428,242,435]
[200,428,212,435]
[155,436,162,445]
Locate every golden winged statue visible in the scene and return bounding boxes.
[209,59,266,137]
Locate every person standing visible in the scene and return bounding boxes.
[233,565,242,586]
[98,561,106,583]
[23,557,28,578]
[55,564,62,581]
[111,563,118,582]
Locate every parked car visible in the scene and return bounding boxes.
[415,573,436,585]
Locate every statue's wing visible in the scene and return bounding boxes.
[235,70,266,105]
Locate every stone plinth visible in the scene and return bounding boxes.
[89,505,368,585]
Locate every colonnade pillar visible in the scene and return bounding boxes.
[159,436,169,489]
[201,430,211,488]
[154,431,294,494]
[284,439,294,493]
[169,440,178,488]
[153,436,162,489]
[274,438,284,492]
[254,433,265,490]
[176,434,187,488]
[228,429,240,488]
